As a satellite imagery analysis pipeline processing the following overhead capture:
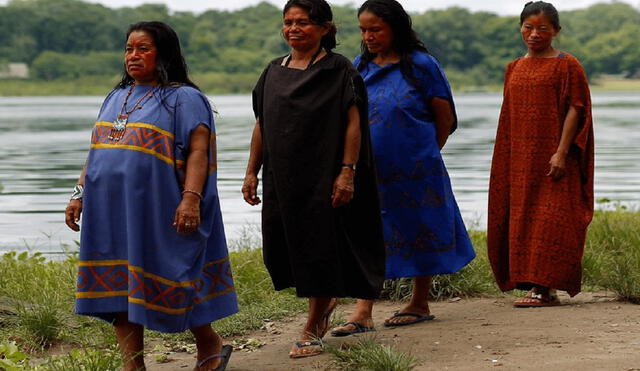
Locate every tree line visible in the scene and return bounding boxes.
[1,0,639,90]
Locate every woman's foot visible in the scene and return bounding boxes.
[192,326,224,370]
[384,303,432,326]
[289,298,337,358]
[513,287,560,307]
[330,315,375,337]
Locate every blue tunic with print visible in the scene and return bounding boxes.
[75,85,238,333]
[355,52,475,278]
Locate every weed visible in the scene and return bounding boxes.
[329,336,419,371]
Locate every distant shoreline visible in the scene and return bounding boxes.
[0,76,638,97]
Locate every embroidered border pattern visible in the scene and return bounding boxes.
[92,121,218,174]
[76,257,235,315]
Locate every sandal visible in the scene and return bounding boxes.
[330,321,375,337]
[194,344,232,371]
[514,289,560,307]
[289,340,323,358]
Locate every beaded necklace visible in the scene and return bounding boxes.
[109,84,157,141]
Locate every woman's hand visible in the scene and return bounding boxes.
[331,168,355,207]
[547,151,567,180]
[242,173,261,206]
[173,193,201,234]
[65,200,82,231]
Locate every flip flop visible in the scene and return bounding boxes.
[330,321,375,337]
[289,340,323,359]
[513,293,560,308]
[319,298,338,338]
[383,312,435,327]
[194,344,232,371]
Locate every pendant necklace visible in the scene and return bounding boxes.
[109,84,157,141]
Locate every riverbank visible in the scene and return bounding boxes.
[144,292,640,370]
[0,209,638,369]
[0,76,639,96]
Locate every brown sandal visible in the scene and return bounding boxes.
[514,289,560,307]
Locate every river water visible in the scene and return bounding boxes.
[0,92,638,253]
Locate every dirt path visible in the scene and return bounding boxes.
[145,292,640,370]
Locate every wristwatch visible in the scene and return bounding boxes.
[70,184,84,201]
[341,163,356,171]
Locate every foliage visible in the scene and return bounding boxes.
[0,341,30,370]
[329,336,419,371]
[582,208,640,303]
[37,347,123,371]
[1,0,639,94]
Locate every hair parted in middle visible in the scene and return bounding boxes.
[283,0,338,50]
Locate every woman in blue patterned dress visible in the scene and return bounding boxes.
[64,22,236,371]
[331,0,475,336]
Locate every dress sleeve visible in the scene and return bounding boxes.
[414,53,458,133]
[565,57,592,152]
[252,64,271,125]
[174,87,214,161]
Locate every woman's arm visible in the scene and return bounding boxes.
[64,162,88,231]
[173,124,210,234]
[431,97,455,150]
[547,106,581,180]
[332,104,361,207]
[242,119,263,205]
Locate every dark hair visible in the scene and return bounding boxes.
[116,21,199,90]
[520,1,560,30]
[357,0,428,89]
[283,0,337,50]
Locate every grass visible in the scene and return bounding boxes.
[328,336,419,371]
[0,210,638,369]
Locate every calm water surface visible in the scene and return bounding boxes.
[0,92,638,253]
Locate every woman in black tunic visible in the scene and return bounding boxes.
[242,0,386,359]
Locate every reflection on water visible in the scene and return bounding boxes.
[0,92,638,253]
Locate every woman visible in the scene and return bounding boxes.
[488,1,594,307]
[64,22,237,371]
[242,0,386,358]
[331,0,475,336]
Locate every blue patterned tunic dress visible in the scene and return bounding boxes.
[355,51,475,279]
[75,85,238,333]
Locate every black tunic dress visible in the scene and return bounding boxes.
[253,52,386,299]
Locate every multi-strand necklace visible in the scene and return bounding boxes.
[109,84,157,141]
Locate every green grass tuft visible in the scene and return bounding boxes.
[329,336,420,371]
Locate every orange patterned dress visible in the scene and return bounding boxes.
[488,53,594,296]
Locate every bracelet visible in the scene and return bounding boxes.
[341,163,356,171]
[70,184,84,201]
[182,189,203,200]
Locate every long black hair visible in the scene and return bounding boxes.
[520,1,560,29]
[283,0,338,51]
[357,0,429,89]
[116,21,199,90]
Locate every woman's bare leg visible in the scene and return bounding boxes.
[114,313,145,371]
[385,275,432,325]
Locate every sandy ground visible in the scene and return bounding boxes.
[145,292,640,371]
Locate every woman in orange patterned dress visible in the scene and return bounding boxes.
[488,1,594,307]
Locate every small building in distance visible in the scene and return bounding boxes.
[0,63,29,79]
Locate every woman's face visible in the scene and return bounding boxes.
[125,30,158,84]
[359,10,394,55]
[282,6,328,52]
[520,13,559,53]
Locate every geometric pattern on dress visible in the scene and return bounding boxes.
[386,223,455,259]
[376,160,447,184]
[91,121,175,165]
[91,121,217,177]
[381,185,447,209]
[76,257,234,315]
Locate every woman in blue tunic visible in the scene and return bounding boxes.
[331,0,475,336]
[64,22,236,371]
